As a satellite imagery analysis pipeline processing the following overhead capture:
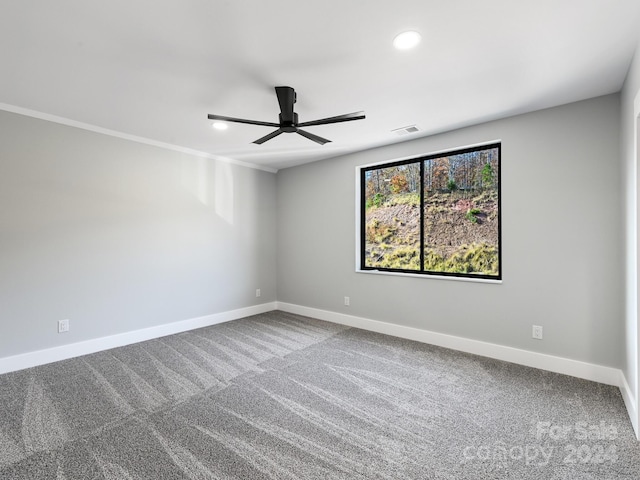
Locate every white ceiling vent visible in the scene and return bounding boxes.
[392,125,421,136]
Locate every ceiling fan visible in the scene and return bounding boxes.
[208,86,365,145]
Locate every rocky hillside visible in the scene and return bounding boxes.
[364,191,499,274]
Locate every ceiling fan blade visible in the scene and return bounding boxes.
[297,111,365,128]
[297,129,331,145]
[253,128,285,145]
[208,114,279,128]
[275,86,296,123]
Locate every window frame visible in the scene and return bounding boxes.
[357,141,502,282]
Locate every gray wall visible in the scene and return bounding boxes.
[0,110,277,358]
[277,94,622,368]
[0,92,626,372]
[621,41,640,410]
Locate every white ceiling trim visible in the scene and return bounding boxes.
[0,102,277,174]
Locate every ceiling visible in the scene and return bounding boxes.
[1,1,639,171]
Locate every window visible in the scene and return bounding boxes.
[359,142,501,280]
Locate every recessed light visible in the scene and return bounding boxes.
[212,122,228,131]
[393,31,421,50]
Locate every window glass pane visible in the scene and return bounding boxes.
[423,147,499,276]
[359,143,500,280]
[363,163,421,270]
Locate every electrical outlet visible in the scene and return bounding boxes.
[532,325,543,340]
[256,288,261,298]
[344,296,350,306]
[58,319,70,333]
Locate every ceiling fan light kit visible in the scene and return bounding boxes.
[208,86,365,145]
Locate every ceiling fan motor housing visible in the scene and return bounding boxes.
[280,113,298,132]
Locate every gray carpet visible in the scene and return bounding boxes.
[0,311,638,479]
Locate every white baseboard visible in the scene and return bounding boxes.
[619,371,639,439]
[277,302,622,387]
[2,300,636,440]
[0,302,277,375]
[279,303,640,437]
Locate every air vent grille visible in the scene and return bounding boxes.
[392,125,420,136]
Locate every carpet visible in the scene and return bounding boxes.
[0,311,638,479]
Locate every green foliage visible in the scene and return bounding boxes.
[423,243,499,276]
[386,192,420,207]
[427,205,448,214]
[445,243,499,275]
[465,208,482,223]
[423,250,446,271]
[376,247,420,270]
[366,193,386,209]
[368,243,498,276]
[366,219,396,243]
[482,163,495,187]
[447,179,458,191]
